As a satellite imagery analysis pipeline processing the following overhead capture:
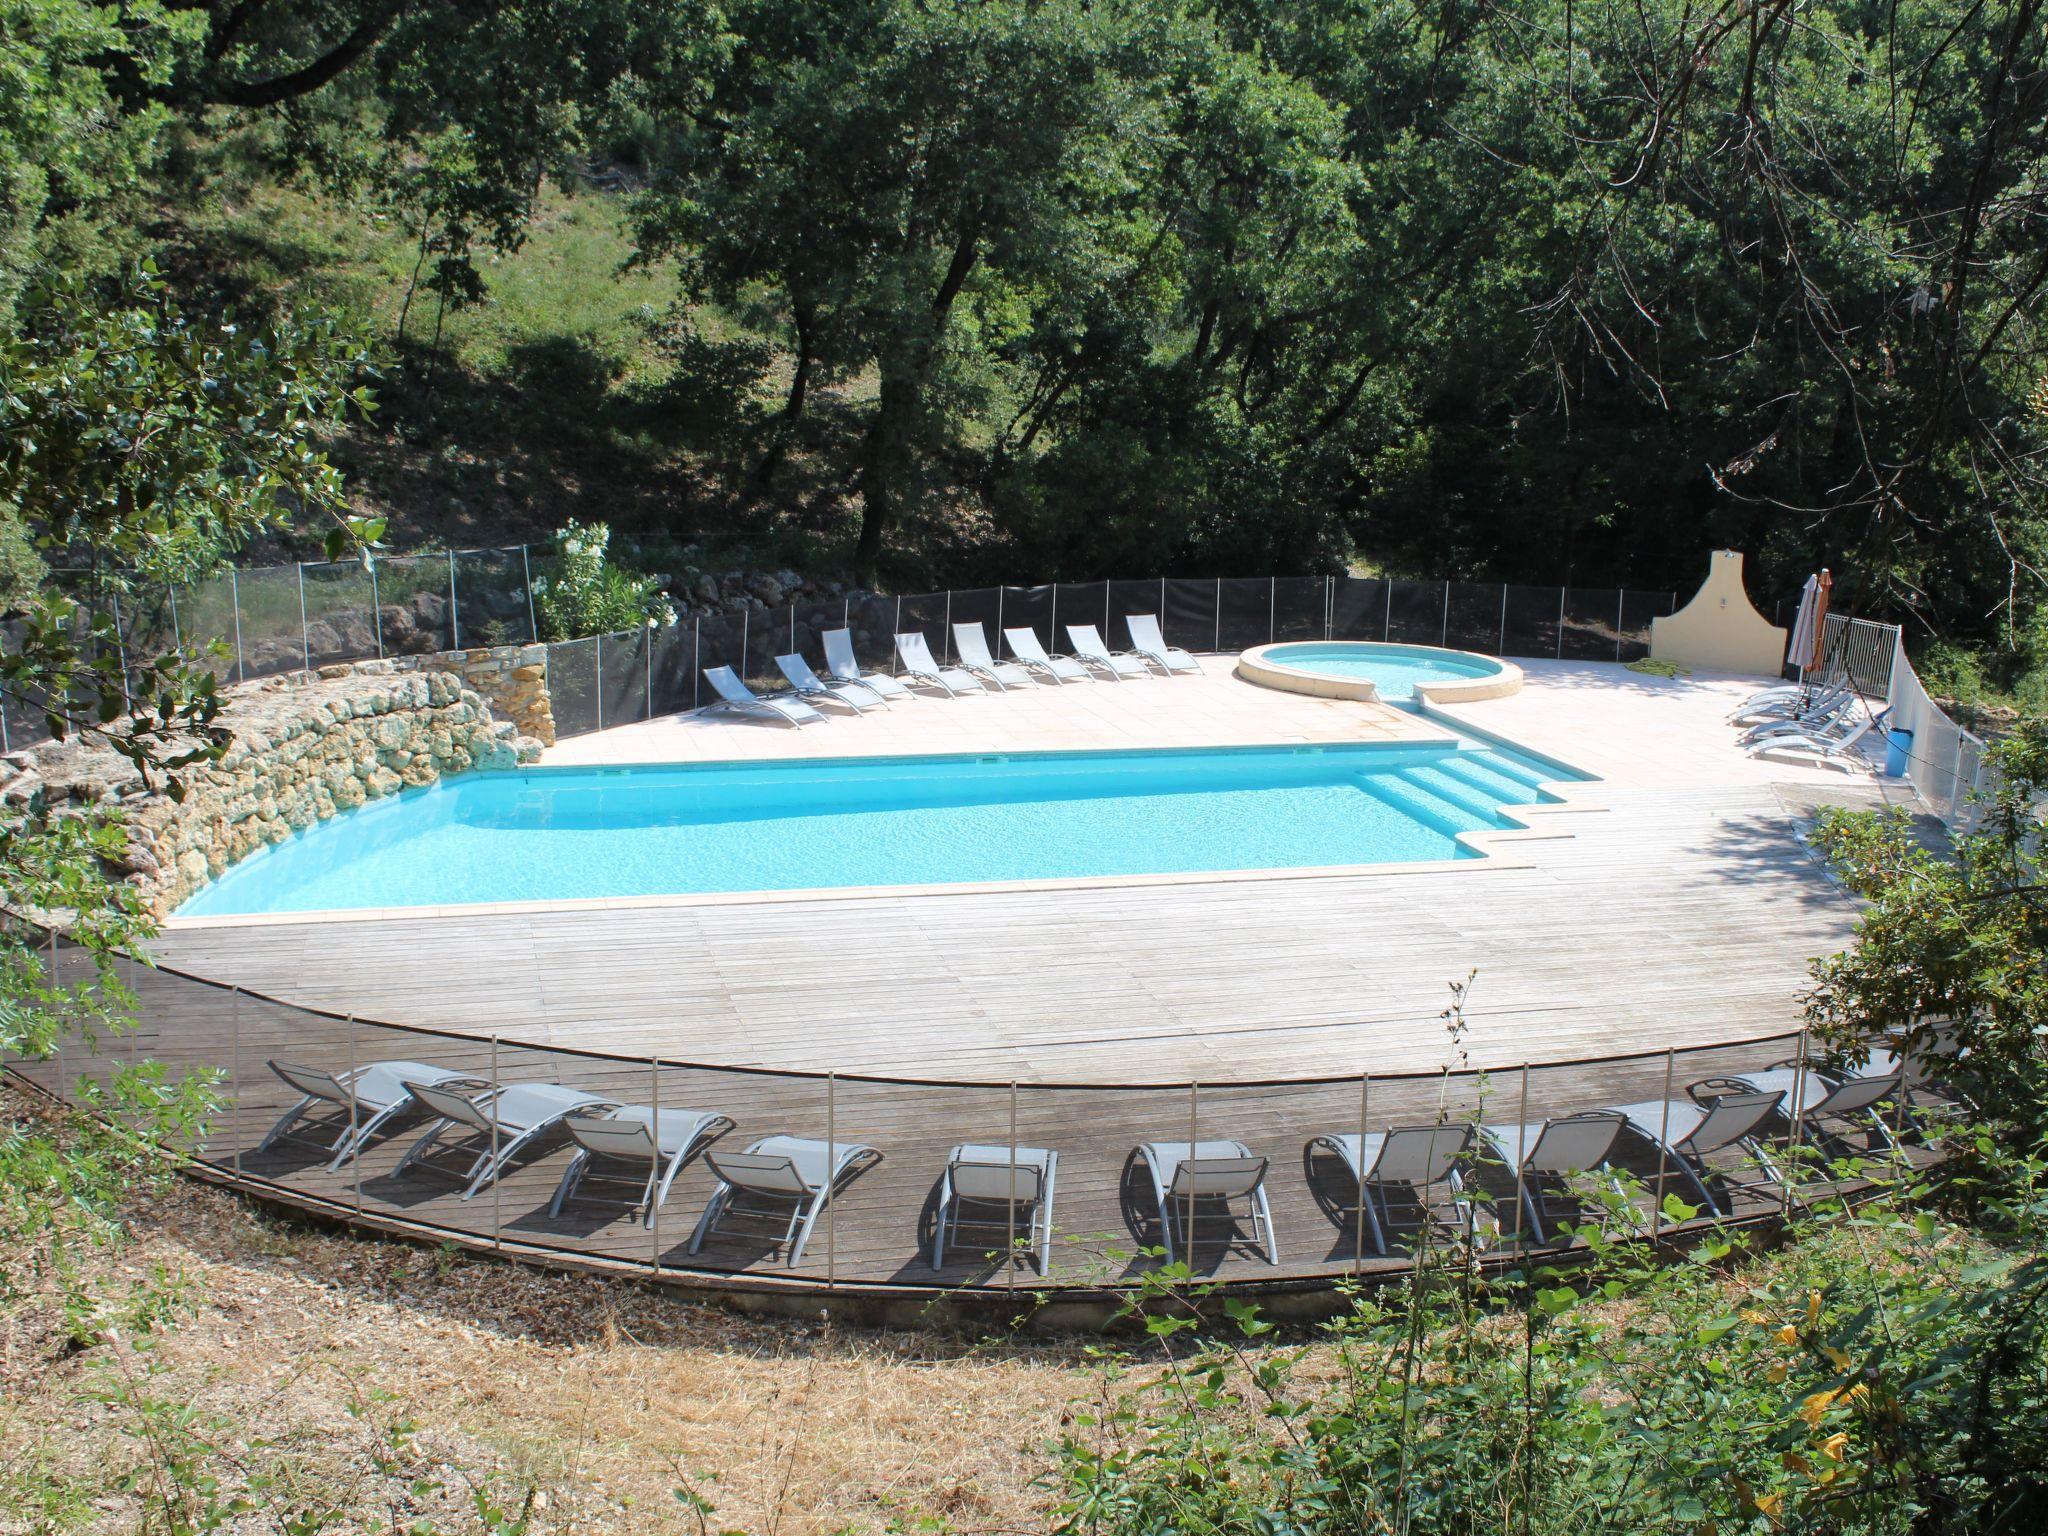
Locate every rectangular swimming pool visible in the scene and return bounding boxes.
[174,740,1579,916]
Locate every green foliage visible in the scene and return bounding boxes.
[531,518,676,640]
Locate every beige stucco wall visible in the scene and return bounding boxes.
[1650,551,1787,677]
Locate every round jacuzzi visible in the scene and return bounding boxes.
[1236,640,1523,706]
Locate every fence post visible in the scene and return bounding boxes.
[349,1014,363,1217]
[1440,579,1449,647]
[1651,1048,1674,1242]
[692,617,701,710]
[369,559,384,658]
[109,588,134,713]
[0,686,12,756]
[1498,585,1508,654]
[1613,591,1626,663]
[1355,1072,1371,1275]
[1212,579,1220,653]
[522,544,538,641]
[230,987,242,1177]
[297,563,312,672]
[825,1069,836,1289]
[229,566,246,680]
[168,584,183,658]
[1161,577,1169,644]
[1555,589,1567,658]
[1185,1081,1199,1266]
[48,928,64,1102]
[1383,579,1391,641]
[1326,575,1334,641]
[490,1033,502,1249]
[1784,1033,1809,1218]
[944,589,953,662]
[651,1055,663,1277]
[892,597,902,672]
[997,586,1005,646]
[1267,578,1275,645]
[595,633,605,732]
[1008,1079,1019,1290]
[646,623,653,719]
[1512,1063,1532,1246]
[448,551,461,651]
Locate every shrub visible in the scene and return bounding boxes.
[530,519,675,641]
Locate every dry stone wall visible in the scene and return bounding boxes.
[390,642,556,746]
[0,663,543,919]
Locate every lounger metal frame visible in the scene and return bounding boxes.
[931,1145,1059,1272]
[258,1060,486,1169]
[547,1108,736,1226]
[688,1138,882,1267]
[393,1080,620,1200]
[1137,1141,1280,1266]
[701,664,823,726]
[1309,1123,1474,1254]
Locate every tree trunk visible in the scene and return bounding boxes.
[853,350,916,584]
[753,295,815,490]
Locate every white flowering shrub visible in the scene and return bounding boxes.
[531,519,676,640]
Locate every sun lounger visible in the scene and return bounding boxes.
[1694,1060,1907,1158]
[1002,627,1091,684]
[776,652,880,712]
[259,1059,485,1168]
[548,1105,735,1226]
[1604,1088,1783,1215]
[822,627,912,700]
[1309,1123,1473,1253]
[951,623,1033,690]
[688,1135,881,1266]
[1136,1140,1278,1265]
[702,665,824,726]
[1729,682,1850,726]
[1124,614,1202,675]
[392,1080,620,1199]
[1745,707,1887,771]
[895,631,985,696]
[1066,624,1149,680]
[1738,692,1854,742]
[1476,1111,1629,1244]
[931,1144,1059,1272]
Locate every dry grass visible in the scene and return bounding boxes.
[1,1097,1122,1535]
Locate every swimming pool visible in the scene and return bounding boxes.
[174,740,1581,916]
[1237,641,1521,704]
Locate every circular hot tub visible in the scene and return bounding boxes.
[1236,640,1523,706]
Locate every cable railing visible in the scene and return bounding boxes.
[2,924,1924,1301]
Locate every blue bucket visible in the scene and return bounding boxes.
[1885,728,1913,778]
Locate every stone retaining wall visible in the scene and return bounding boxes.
[390,642,555,746]
[1,664,543,919]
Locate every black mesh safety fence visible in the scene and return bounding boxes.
[229,565,308,680]
[998,585,1056,656]
[1446,581,1507,653]
[452,548,537,649]
[374,554,457,657]
[1619,591,1675,664]
[846,594,899,671]
[1562,588,1625,662]
[896,591,951,662]
[300,560,380,668]
[1386,579,1447,646]
[1329,576,1389,641]
[791,596,850,672]
[176,572,242,682]
[1271,576,1327,642]
[547,636,601,737]
[741,605,793,694]
[1106,578,1170,652]
[1051,581,1110,650]
[16,926,1868,1293]
[601,626,652,728]
[109,583,181,701]
[650,618,699,716]
[0,617,55,751]
[1502,584,1565,658]
[1215,577,1273,651]
[946,586,1004,659]
[1161,577,1220,652]
[694,608,745,686]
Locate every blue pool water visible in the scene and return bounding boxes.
[176,740,1581,916]
[1264,642,1505,702]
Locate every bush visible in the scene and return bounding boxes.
[530,519,675,641]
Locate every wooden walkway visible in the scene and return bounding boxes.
[150,782,1859,1082]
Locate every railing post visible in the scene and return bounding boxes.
[892,598,902,672]
[1267,578,1275,645]
[1383,579,1392,641]
[0,687,12,755]
[48,927,65,1102]
[1186,1080,1199,1266]
[231,987,243,1177]
[168,584,183,659]
[645,623,653,719]
[1652,1048,1674,1242]
[229,566,246,681]
[125,951,140,1076]
[692,617,701,710]
[1103,580,1111,637]
[1512,1063,1532,1246]
[1355,1071,1370,1275]
[369,558,384,658]
[110,588,133,713]
[1784,1033,1809,1218]
[349,1014,363,1217]
[1498,584,1508,655]
[1161,578,1169,644]
[943,590,953,662]
[1440,579,1449,647]
[1613,590,1626,662]
[522,544,537,641]
[490,1032,502,1249]
[825,1069,837,1289]
[1212,579,1220,653]
[1008,1079,1019,1290]
[448,551,461,651]
[595,633,605,732]
[297,562,312,672]
[651,1055,663,1277]
[1325,574,1334,641]
[1555,589,1567,658]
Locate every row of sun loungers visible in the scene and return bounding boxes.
[1729,679,1888,771]
[702,618,1202,727]
[257,1051,1922,1271]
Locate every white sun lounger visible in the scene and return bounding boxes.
[895,631,986,696]
[1309,1123,1474,1254]
[393,1080,621,1199]
[932,1144,1059,1272]
[688,1135,881,1267]
[1604,1088,1784,1215]
[1002,627,1091,684]
[259,1059,486,1168]
[548,1105,735,1226]
[951,623,1033,690]
[1729,682,1850,726]
[1137,1140,1279,1265]
[1066,624,1149,680]
[702,665,824,726]
[822,627,911,700]
[1477,1111,1630,1244]
[1739,693,1854,742]
[1693,1061,1907,1158]
[1124,614,1201,675]
[776,652,879,712]
[1745,708,1886,771]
